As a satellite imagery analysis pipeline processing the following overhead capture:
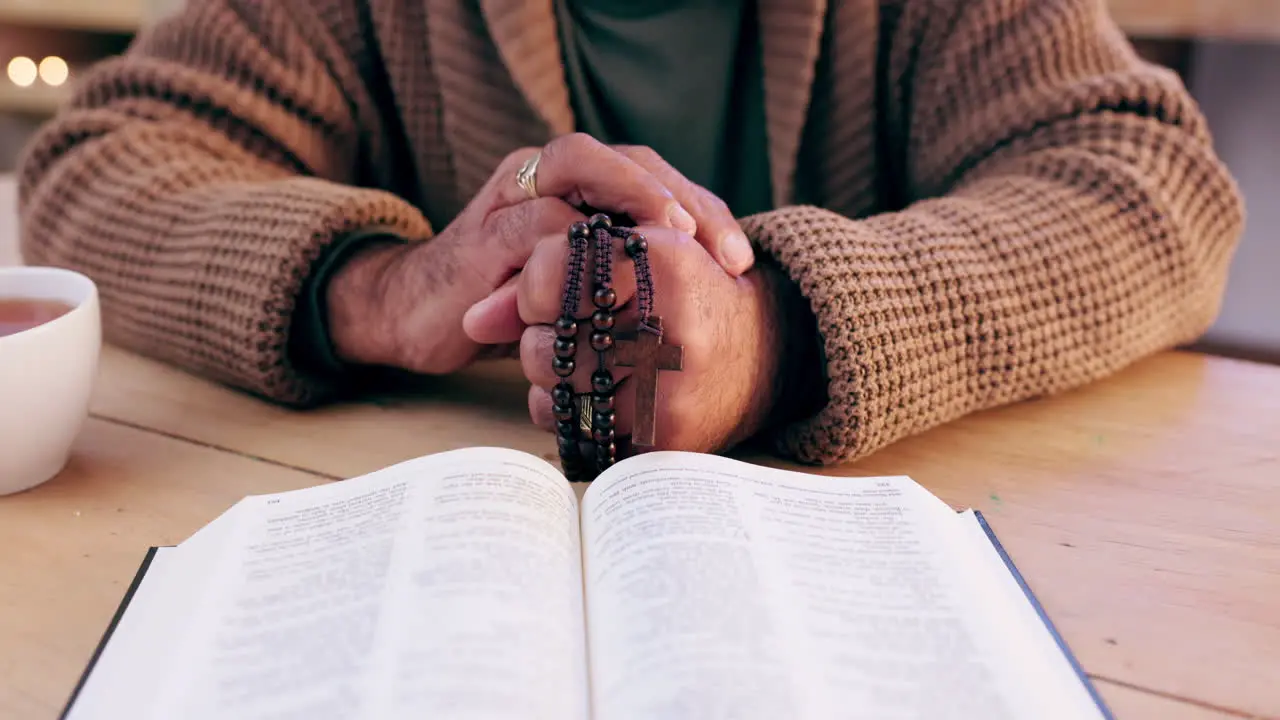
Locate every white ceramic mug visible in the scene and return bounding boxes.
[0,266,101,494]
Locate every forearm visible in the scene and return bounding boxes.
[17,0,430,404]
[21,131,431,403]
[744,125,1241,465]
[738,0,1244,465]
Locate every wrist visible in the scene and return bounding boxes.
[325,238,413,368]
[754,258,827,432]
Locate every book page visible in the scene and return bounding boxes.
[65,499,252,720]
[953,510,1110,719]
[146,448,588,720]
[581,452,1101,720]
[64,547,202,720]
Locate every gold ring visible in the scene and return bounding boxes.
[516,151,541,199]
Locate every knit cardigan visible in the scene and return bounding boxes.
[16,0,1245,464]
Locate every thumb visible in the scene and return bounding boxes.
[684,196,754,277]
[462,273,523,345]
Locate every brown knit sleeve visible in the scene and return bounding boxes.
[16,0,432,405]
[742,0,1245,465]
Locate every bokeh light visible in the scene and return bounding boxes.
[39,57,69,87]
[6,57,37,88]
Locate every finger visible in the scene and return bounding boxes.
[489,136,697,234]
[484,197,586,256]
[529,385,555,432]
[615,145,754,276]
[462,273,523,344]
[517,233,636,327]
[464,198,585,285]
[462,199,588,344]
[520,324,633,392]
[529,379,638,453]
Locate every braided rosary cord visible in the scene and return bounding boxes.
[553,213,652,482]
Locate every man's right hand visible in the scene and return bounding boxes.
[323,134,718,375]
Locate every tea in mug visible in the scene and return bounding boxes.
[0,298,75,338]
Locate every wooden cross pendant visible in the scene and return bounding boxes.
[614,316,683,449]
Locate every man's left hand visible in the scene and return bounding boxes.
[512,227,795,454]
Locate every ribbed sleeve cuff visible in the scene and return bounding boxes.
[741,205,932,465]
[740,206,865,464]
[208,179,432,405]
[47,176,438,407]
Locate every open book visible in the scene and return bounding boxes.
[62,448,1112,720]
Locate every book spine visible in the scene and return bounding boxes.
[972,511,1116,720]
[59,546,160,720]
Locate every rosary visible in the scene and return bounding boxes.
[552,214,684,482]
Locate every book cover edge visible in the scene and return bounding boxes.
[58,545,160,720]
[971,510,1116,720]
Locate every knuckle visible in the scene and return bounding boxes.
[478,205,502,234]
[705,192,732,216]
[546,132,596,159]
[618,144,661,167]
[520,327,547,367]
[487,201,570,257]
[634,145,663,165]
[481,209,521,252]
[525,328,564,389]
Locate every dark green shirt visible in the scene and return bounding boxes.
[294,1,772,378]
[556,0,772,217]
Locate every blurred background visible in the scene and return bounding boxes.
[0,0,1276,365]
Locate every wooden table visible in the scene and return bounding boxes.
[3,176,1280,720]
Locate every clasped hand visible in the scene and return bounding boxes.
[327,133,794,454]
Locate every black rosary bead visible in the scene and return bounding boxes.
[555,212,668,481]
[593,391,615,412]
[557,217,600,482]
[560,454,588,480]
[555,317,578,338]
[590,330,614,352]
[552,383,574,408]
[591,310,614,331]
[624,233,648,258]
[591,370,614,395]
[557,433,577,453]
[588,213,612,231]
[557,419,577,438]
[593,287,617,309]
[554,337,576,359]
[553,357,575,377]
